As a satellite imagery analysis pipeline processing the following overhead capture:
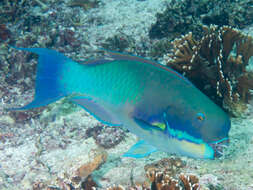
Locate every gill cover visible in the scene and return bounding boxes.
[133,112,214,159]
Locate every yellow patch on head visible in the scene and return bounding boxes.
[152,122,166,130]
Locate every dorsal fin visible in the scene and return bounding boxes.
[104,50,193,85]
[81,57,115,66]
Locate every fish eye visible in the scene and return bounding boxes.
[196,112,205,121]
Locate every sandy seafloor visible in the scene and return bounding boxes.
[1,0,253,189]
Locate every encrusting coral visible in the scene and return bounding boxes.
[164,25,253,116]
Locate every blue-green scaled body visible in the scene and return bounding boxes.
[10,47,231,159]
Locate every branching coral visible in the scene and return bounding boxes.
[164,25,253,115]
[144,158,185,177]
[146,171,200,190]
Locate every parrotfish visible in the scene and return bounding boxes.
[9,47,231,159]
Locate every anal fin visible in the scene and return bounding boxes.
[123,140,157,158]
[70,96,122,126]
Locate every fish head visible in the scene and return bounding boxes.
[164,99,231,158]
[193,107,231,158]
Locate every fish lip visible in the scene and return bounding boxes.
[208,137,229,158]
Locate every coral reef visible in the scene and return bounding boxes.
[1,0,253,189]
[0,0,29,23]
[149,0,202,39]
[149,0,253,39]
[164,25,253,115]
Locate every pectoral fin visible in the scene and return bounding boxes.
[123,140,157,158]
[70,96,122,126]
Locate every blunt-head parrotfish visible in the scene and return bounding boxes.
[9,47,231,159]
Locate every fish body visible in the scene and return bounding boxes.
[10,48,231,159]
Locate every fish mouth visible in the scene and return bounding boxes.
[208,138,229,158]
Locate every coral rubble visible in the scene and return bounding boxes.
[85,124,126,149]
[164,25,253,115]
[76,149,107,179]
[102,34,135,52]
[0,0,29,23]
[0,24,11,41]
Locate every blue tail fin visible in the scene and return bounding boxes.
[10,47,71,110]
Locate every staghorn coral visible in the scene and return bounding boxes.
[146,171,200,190]
[164,25,253,116]
[179,174,199,190]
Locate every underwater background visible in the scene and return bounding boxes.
[1,0,253,189]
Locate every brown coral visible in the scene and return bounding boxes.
[144,157,185,177]
[81,176,97,190]
[146,171,200,190]
[179,174,199,190]
[165,25,253,115]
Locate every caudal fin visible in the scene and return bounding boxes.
[9,47,72,110]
